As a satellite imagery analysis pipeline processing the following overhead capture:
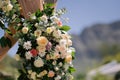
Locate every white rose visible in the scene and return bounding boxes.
[34,30,41,37]
[59,62,63,67]
[34,58,44,67]
[53,30,61,38]
[61,33,71,40]
[23,41,32,50]
[6,3,13,11]
[25,51,32,60]
[22,27,29,34]
[28,70,32,74]
[52,61,57,65]
[34,23,39,27]
[59,39,67,46]
[55,75,61,80]
[67,39,72,46]
[40,15,48,22]
[46,27,53,34]
[54,67,59,71]
[30,72,36,80]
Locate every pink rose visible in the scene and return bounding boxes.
[57,21,62,27]
[46,42,52,51]
[48,71,55,77]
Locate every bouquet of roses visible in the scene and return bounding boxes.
[0,0,75,80]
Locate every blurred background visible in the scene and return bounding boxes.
[0,0,120,80]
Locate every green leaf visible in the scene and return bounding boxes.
[44,8,54,16]
[68,67,76,73]
[44,3,55,9]
[5,29,12,36]
[59,25,71,31]
[35,9,43,17]
[72,51,75,59]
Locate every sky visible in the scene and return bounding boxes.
[0,0,120,56]
[57,0,120,34]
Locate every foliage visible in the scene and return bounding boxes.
[100,44,120,64]
[75,73,86,80]
[92,73,113,80]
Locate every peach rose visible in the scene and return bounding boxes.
[37,46,46,53]
[54,52,60,59]
[65,55,72,63]
[37,36,48,46]
[48,71,55,77]
[34,30,41,37]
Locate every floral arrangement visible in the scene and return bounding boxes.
[0,0,75,80]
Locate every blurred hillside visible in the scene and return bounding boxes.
[72,21,120,75]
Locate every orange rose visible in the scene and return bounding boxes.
[65,55,72,63]
[48,71,55,77]
[37,36,48,46]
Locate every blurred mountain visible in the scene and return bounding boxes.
[72,21,120,74]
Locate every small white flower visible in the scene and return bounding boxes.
[50,16,60,23]
[40,15,48,22]
[59,39,67,46]
[54,67,59,71]
[34,30,41,37]
[34,58,44,67]
[53,30,61,38]
[28,70,32,74]
[22,27,29,34]
[62,72,65,76]
[67,49,73,55]
[34,23,39,27]
[55,75,61,80]
[46,27,53,34]
[23,41,32,50]
[25,51,32,60]
[61,33,71,40]
[67,39,72,46]
[59,62,63,67]
[52,61,57,65]
[30,72,36,80]
[6,3,13,11]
